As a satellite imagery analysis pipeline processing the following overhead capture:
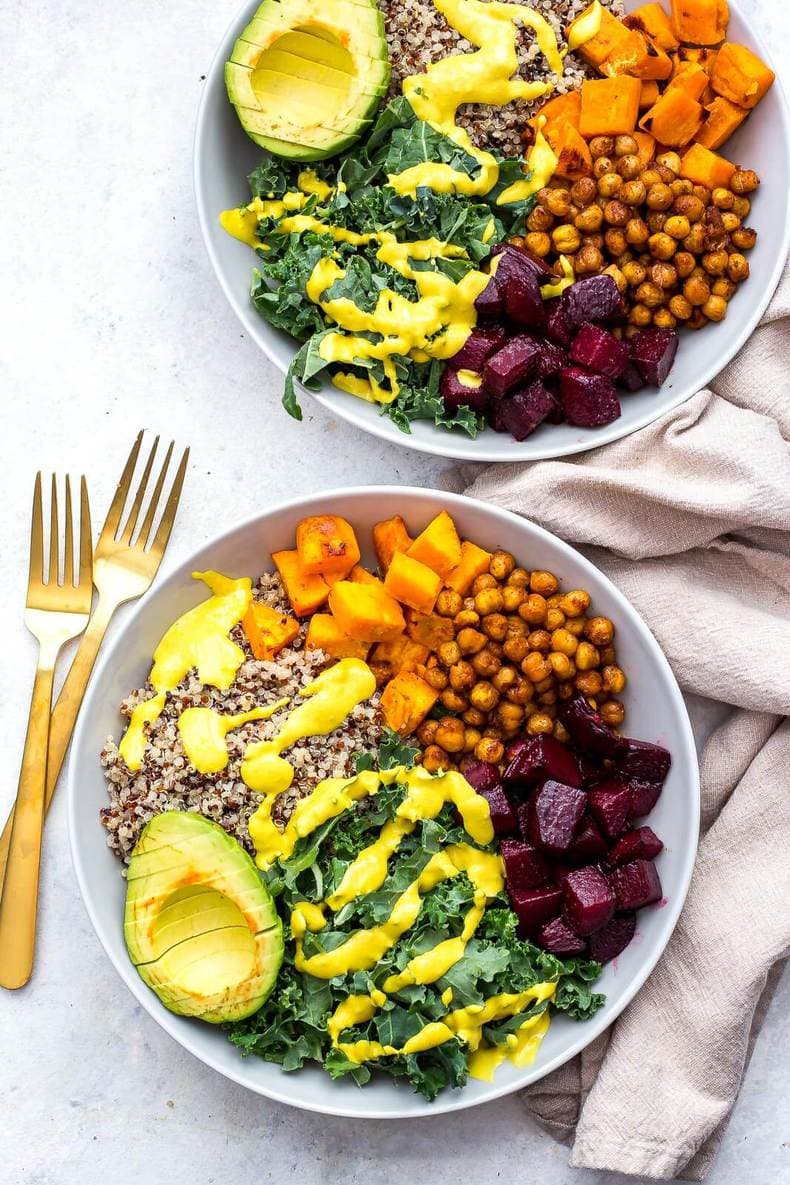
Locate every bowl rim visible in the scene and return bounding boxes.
[68,485,700,1118]
[193,0,790,463]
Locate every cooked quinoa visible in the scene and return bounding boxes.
[99,572,383,863]
[381,0,624,156]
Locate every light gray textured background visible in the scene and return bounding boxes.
[1,1,788,1182]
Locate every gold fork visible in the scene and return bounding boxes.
[0,475,93,988]
[0,433,189,898]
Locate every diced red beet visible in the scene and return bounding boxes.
[577,754,605,786]
[491,242,552,277]
[545,299,573,348]
[498,381,555,441]
[560,694,627,760]
[618,361,647,393]
[562,866,616,936]
[546,390,565,424]
[501,839,551,891]
[483,335,541,396]
[538,916,587,956]
[487,392,510,433]
[440,366,488,414]
[610,859,662,910]
[449,326,507,372]
[527,779,587,854]
[462,760,501,796]
[535,339,568,381]
[478,785,519,836]
[504,735,583,790]
[588,782,632,839]
[567,815,608,863]
[616,738,672,785]
[474,276,503,320]
[570,323,629,380]
[630,326,678,386]
[588,913,637,962]
[609,826,664,866]
[562,275,624,329]
[560,366,621,428]
[508,884,563,936]
[628,779,663,820]
[503,270,547,329]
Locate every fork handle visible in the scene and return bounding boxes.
[0,659,55,989]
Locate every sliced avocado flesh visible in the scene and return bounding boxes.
[247,131,353,162]
[225,63,381,130]
[235,106,373,145]
[230,41,388,96]
[124,812,283,1024]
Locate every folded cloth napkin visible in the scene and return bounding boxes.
[453,266,790,1179]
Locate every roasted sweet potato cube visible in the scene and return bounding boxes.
[373,515,413,572]
[532,89,581,132]
[696,96,748,149]
[349,564,384,589]
[546,122,593,179]
[380,671,439,736]
[640,87,703,146]
[625,3,680,51]
[711,41,775,109]
[406,511,462,578]
[405,610,455,650]
[328,581,405,643]
[634,130,657,165]
[571,5,636,68]
[242,602,299,660]
[295,514,360,577]
[271,549,329,617]
[679,141,735,189]
[371,635,430,674]
[384,550,442,615]
[580,76,641,136]
[670,0,728,47]
[445,540,493,596]
[305,614,370,661]
[639,81,659,109]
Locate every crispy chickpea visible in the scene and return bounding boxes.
[593,155,614,179]
[589,135,615,158]
[436,588,462,617]
[668,293,693,320]
[731,168,759,194]
[518,594,547,627]
[488,640,505,660]
[500,586,526,614]
[574,205,605,234]
[507,566,530,589]
[475,736,504,764]
[731,226,757,251]
[683,274,711,306]
[712,277,737,300]
[601,664,626,694]
[682,223,706,253]
[604,200,630,227]
[622,260,647,288]
[575,670,603,697]
[553,719,571,744]
[664,214,691,240]
[670,179,693,198]
[522,652,551,683]
[469,681,499,713]
[463,706,486,727]
[544,188,572,218]
[545,606,566,632]
[702,295,728,321]
[472,573,497,595]
[619,178,647,207]
[559,589,591,617]
[554,225,582,256]
[674,251,696,279]
[530,570,559,596]
[574,244,605,275]
[655,164,676,184]
[624,217,649,248]
[656,150,681,174]
[629,303,652,327]
[600,645,617,665]
[506,677,535,707]
[647,211,667,235]
[686,308,708,330]
[582,233,606,252]
[692,184,711,204]
[417,719,439,747]
[614,134,638,157]
[549,651,574,680]
[463,728,482,753]
[649,232,676,261]
[422,744,451,773]
[524,231,551,258]
[449,660,475,691]
[457,627,487,655]
[503,634,530,666]
[435,717,466,754]
[650,262,677,290]
[603,229,626,259]
[635,280,665,308]
[701,250,728,276]
[584,616,614,646]
[527,712,554,736]
[505,617,528,640]
[646,182,673,211]
[565,616,586,639]
[509,235,525,248]
[527,629,552,652]
[597,170,623,199]
[653,308,677,330]
[489,550,515,581]
[474,587,503,616]
[641,168,662,188]
[454,609,480,630]
[599,700,625,727]
[472,648,502,679]
[575,641,601,671]
[617,151,642,178]
[423,666,449,692]
[551,626,578,656]
[496,702,525,734]
[538,690,558,709]
[438,640,461,668]
[526,205,554,233]
[569,176,596,207]
[673,194,705,222]
[711,187,734,210]
[727,253,750,283]
[492,665,518,693]
[440,688,468,713]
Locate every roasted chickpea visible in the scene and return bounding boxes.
[686,308,708,330]
[472,573,497,595]
[682,223,706,253]
[469,681,499,713]
[619,178,647,206]
[475,736,504,764]
[553,719,571,744]
[667,293,692,321]
[622,260,647,288]
[417,719,439,747]
[462,706,486,727]
[575,670,603,697]
[727,253,750,283]
[575,641,601,671]
[664,214,691,240]
[474,587,503,617]
[481,613,509,645]
[423,666,449,691]
[641,168,662,188]
[523,231,551,258]
[650,262,677,289]
[673,194,705,222]
[507,566,530,589]
[500,586,525,614]
[584,616,614,646]
[454,609,480,630]
[674,251,696,279]
[522,652,551,683]
[530,570,559,596]
[702,294,728,321]
[593,155,614,179]
[527,712,554,736]
[544,188,572,218]
[488,640,505,660]
[517,593,547,627]
[488,550,515,581]
[648,232,676,261]
[558,589,591,618]
[712,277,737,300]
[701,249,728,276]
[622,218,648,249]
[462,727,482,753]
[589,135,615,158]
[635,280,664,308]
[670,179,693,199]
[730,168,759,194]
[435,717,466,754]
[599,700,625,727]
[449,660,475,691]
[526,205,554,233]
[600,645,617,666]
[550,627,578,656]
[574,204,605,234]
[526,628,552,652]
[545,606,566,632]
[495,702,525,733]
[683,274,711,306]
[731,195,750,218]
[629,303,652,327]
[582,233,606,252]
[457,627,487,655]
[731,226,757,251]
[656,150,681,174]
[436,588,462,617]
[603,200,630,227]
[691,183,711,204]
[711,187,734,210]
[601,664,626,694]
[438,640,461,668]
[552,224,582,254]
[508,235,525,249]
[647,211,667,234]
[505,617,528,640]
[614,134,638,157]
[655,164,676,184]
[492,665,518,693]
[567,175,594,206]
[617,155,643,183]
[598,169,624,198]
[646,182,673,211]
[574,244,605,275]
[506,676,535,707]
[422,744,451,773]
[440,688,467,713]
[653,307,677,330]
[548,651,574,680]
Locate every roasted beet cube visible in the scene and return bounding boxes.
[609,826,664,866]
[570,323,629,380]
[527,779,587,854]
[492,242,551,277]
[560,366,621,428]
[563,866,615,936]
[493,247,548,329]
[501,839,551,891]
[538,916,587,956]
[610,859,662,910]
[535,339,568,381]
[487,392,509,433]
[474,276,504,320]
[499,381,555,441]
[449,326,507,372]
[560,694,627,760]
[508,884,563,936]
[616,739,672,785]
[628,779,663,820]
[441,366,488,414]
[567,815,608,863]
[562,274,624,329]
[545,299,573,347]
[630,326,678,386]
[462,760,501,795]
[483,335,541,396]
[504,735,582,791]
[618,361,647,393]
[588,782,632,839]
[477,785,518,836]
[588,913,637,963]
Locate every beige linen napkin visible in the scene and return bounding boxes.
[455,267,790,1179]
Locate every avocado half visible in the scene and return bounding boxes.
[225,0,390,162]
[125,812,283,1024]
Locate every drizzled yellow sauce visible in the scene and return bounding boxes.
[177,701,289,773]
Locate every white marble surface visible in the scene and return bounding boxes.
[1,1,788,1181]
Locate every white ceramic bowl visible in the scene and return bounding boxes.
[69,487,699,1117]
[194,0,790,462]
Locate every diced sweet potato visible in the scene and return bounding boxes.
[242,601,299,660]
[599,31,673,82]
[639,80,660,109]
[679,142,736,189]
[696,96,748,149]
[680,45,720,73]
[405,610,455,650]
[349,564,384,589]
[547,122,593,180]
[295,514,360,578]
[373,515,413,572]
[711,41,775,108]
[499,381,556,441]
[445,540,493,596]
[567,815,608,863]
[504,735,583,791]
[640,86,703,146]
[271,549,329,617]
[527,780,587,854]
[449,326,507,372]
[670,0,728,47]
[508,885,564,936]
[669,61,710,101]
[609,826,664,865]
[305,613,370,661]
[384,550,442,615]
[406,511,462,579]
[588,913,637,962]
[563,866,616,936]
[370,635,430,674]
[630,326,679,386]
[616,738,672,784]
[538,916,587,956]
[379,671,439,736]
[560,694,628,759]
[588,782,632,839]
[579,76,641,137]
[328,580,405,643]
[625,4,680,52]
[610,859,663,910]
[571,5,637,68]
[570,323,630,379]
[560,366,621,428]
[532,89,581,131]
[501,839,551,892]
[563,275,624,328]
[634,130,657,166]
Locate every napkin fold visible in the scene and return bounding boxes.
[456,267,790,1178]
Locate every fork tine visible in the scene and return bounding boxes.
[119,435,159,546]
[29,473,43,591]
[49,475,59,585]
[137,440,173,550]
[79,476,93,593]
[150,447,189,556]
[64,476,74,588]
[100,430,143,542]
